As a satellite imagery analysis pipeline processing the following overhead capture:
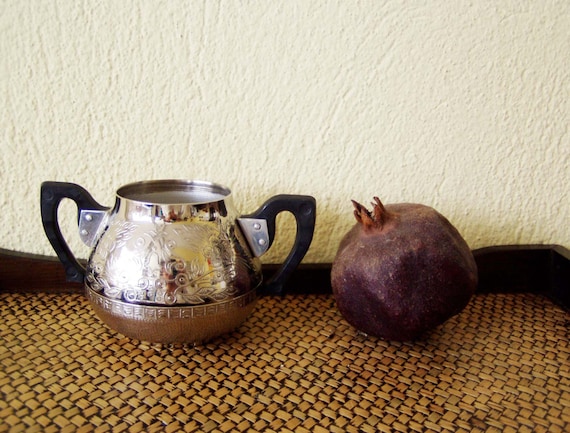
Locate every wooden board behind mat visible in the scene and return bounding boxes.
[1,246,569,311]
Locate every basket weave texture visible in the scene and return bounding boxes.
[1,292,569,433]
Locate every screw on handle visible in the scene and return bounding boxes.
[40,182,108,282]
[241,194,316,296]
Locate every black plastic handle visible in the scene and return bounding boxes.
[40,182,108,283]
[242,194,316,296]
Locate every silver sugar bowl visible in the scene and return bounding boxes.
[41,180,316,344]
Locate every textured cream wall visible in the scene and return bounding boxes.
[1,1,569,265]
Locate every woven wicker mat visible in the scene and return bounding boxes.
[0,292,569,433]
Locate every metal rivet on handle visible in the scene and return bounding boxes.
[236,218,270,257]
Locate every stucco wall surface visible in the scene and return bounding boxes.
[1,1,569,265]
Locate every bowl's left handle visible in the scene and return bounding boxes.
[40,182,108,283]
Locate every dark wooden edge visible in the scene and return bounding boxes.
[0,248,84,294]
[471,245,570,310]
[1,245,569,309]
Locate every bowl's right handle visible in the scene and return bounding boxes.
[239,195,316,296]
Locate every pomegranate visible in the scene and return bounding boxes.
[331,197,477,341]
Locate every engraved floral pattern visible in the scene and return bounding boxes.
[86,217,250,306]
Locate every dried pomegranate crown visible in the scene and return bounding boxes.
[351,196,391,232]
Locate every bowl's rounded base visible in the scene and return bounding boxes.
[86,288,257,344]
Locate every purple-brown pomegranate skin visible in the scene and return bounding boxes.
[331,198,478,341]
